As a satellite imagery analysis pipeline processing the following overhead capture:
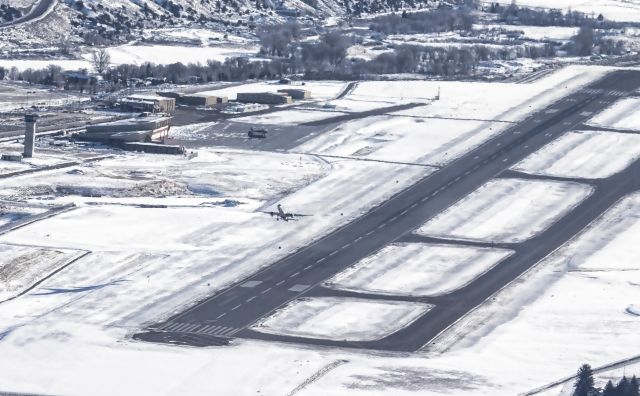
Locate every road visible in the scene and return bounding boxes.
[0,0,56,28]
[135,70,640,352]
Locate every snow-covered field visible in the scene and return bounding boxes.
[0,244,82,301]
[478,24,579,41]
[297,115,506,166]
[513,129,640,179]
[253,297,431,341]
[0,43,259,70]
[515,0,640,23]
[587,97,640,131]
[0,81,87,112]
[361,66,609,122]
[308,96,408,113]
[93,42,261,67]
[0,66,637,396]
[326,243,512,296]
[418,179,593,243]
[424,191,640,396]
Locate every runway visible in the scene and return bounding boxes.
[135,70,640,352]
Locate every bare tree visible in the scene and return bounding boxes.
[91,48,111,75]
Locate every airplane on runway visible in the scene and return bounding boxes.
[262,204,311,221]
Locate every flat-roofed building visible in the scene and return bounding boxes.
[82,114,172,142]
[236,92,292,105]
[180,94,228,106]
[277,89,311,100]
[120,95,175,113]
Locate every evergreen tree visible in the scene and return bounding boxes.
[617,377,630,396]
[574,364,596,396]
[603,380,616,396]
[628,376,640,396]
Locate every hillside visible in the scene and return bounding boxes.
[57,0,441,43]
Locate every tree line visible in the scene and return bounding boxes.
[368,7,476,35]
[574,364,640,396]
[0,13,629,91]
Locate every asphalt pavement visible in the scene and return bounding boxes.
[135,70,640,352]
[0,0,56,28]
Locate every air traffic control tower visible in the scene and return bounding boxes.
[23,114,38,158]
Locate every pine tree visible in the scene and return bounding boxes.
[603,380,617,396]
[574,364,596,396]
[617,376,630,396]
[628,376,640,396]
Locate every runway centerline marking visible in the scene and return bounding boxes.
[316,257,326,263]
[260,287,272,294]
[240,281,262,288]
[288,284,310,292]
[231,304,242,311]
[247,296,256,303]
[216,313,226,319]
[276,280,285,286]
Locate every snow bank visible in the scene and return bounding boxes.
[253,297,431,341]
[418,179,593,243]
[0,244,83,301]
[513,130,640,179]
[326,243,512,297]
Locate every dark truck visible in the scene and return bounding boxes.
[248,127,268,138]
